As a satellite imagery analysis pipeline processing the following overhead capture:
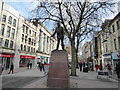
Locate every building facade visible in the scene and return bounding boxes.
[0,0,57,69]
[82,12,120,69]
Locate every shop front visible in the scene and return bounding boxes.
[0,53,14,70]
[19,55,35,67]
[37,56,49,63]
[112,52,120,69]
[103,53,112,68]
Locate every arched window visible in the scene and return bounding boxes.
[8,16,12,25]
[13,19,16,27]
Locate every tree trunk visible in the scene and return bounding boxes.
[70,40,77,76]
[75,52,79,69]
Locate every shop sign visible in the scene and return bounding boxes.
[20,55,35,59]
[112,52,120,60]
[103,54,111,60]
[0,54,14,58]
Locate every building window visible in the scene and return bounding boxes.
[34,40,36,46]
[2,15,6,22]
[116,20,120,30]
[11,28,15,39]
[118,37,120,49]
[23,25,25,33]
[27,46,30,52]
[114,39,117,50]
[32,39,34,45]
[34,48,35,53]
[7,26,11,37]
[5,39,9,47]
[112,25,115,33]
[22,34,24,42]
[10,41,14,48]
[35,32,36,37]
[26,26,28,34]
[24,45,26,51]
[8,16,12,25]
[21,44,23,50]
[1,24,5,36]
[0,38,3,46]
[31,47,33,52]
[28,38,31,45]
[13,19,16,27]
[29,30,31,34]
[106,44,108,52]
[25,36,27,43]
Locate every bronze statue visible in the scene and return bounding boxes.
[51,23,64,50]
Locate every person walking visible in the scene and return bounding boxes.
[95,64,99,72]
[106,63,112,75]
[38,62,43,71]
[79,62,83,71]
[8,63,14,74]
[27,62,30,69]
[99,64,103,71]
[115,62,120,78]
[30,63,32,69]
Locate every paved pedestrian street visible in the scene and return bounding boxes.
[2,68,116,89]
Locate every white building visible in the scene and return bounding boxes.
[0,0,57,69]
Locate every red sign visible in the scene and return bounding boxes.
[20,55,35,59]
[0,54,14,58]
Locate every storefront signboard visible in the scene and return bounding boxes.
[20,55,35,59]
[0,54,14,58]
[112,52,120,60]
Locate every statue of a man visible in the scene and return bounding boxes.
[51,23,64,50]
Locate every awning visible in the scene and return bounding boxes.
[0,53,14,58]
[20,55,35,59]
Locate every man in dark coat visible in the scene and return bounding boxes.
[79,62,83,71]
[115,62,120,78]
[8,63,14,74]
[51,23,64,50]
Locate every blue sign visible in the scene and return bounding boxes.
[112,52,120,60]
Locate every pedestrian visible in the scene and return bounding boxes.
[115,62,120,78]
[27,62,30,69]
[79,62,83,71]
[0,63,2,75]
[99,64,103,71]
[30,63,32,69]
[8,63,14,74]
[38,62,43,71]
[95,64,99,72]
[43,62,49,74]
[105,63,112,75]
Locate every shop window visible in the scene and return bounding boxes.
[10,41,14,48]
[13,19,16,27]
[2,15,6,22]
[21,44,23,50]
[8,16,12,25]
[0,38,3,46]
[5,39,9,47]
[7,26,11,38]
[11,28,15,39]
[1,24,5,36]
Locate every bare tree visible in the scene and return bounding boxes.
[31,0,115,76]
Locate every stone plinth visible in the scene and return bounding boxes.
[47,50,69,88]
